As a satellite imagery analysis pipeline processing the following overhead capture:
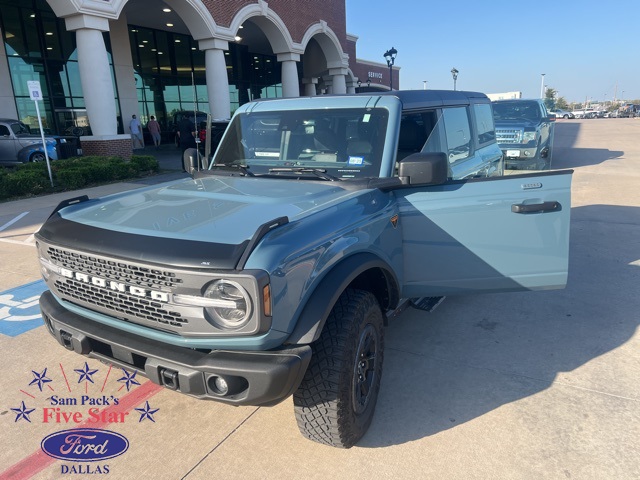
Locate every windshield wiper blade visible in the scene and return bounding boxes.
[268,167,338,181]
[210,163,255,176]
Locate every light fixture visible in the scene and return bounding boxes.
[383,47,398,90]
[239,25,244,29]
[235,36,242,42]
[142,40,148,43]
[191,47,196,50]
[46,32,53,36]
[131,29,138,32]
[163,8,171,12]
[175,39,181,43]
[139,44,144,47]
[158,51,163,55]
[30,14,35,18]
[151,48,157,51]
[166,23,173,27]
[451,67,459,91]
[46,47,52,50]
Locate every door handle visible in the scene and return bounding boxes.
[511,201,560,214]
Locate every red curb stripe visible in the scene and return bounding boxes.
[0,381,163,480]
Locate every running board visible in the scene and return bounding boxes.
[410,296,445,312]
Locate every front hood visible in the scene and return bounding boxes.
[494,119,539,130]
[38,176,363,269]
[17,135,55,148]
[60,176,361,243]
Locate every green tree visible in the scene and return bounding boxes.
[555,97,569,110]
[544,87,557,110]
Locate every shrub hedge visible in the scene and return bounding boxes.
[0,155,159,201]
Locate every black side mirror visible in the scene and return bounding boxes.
[182,148,199,175]
[397,152,448,186]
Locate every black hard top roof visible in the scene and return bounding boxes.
[373,89,491,110]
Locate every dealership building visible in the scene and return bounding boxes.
[0,0,399,156]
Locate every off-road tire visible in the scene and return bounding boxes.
[293,289,384,448]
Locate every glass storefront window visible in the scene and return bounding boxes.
[0,0,118,135]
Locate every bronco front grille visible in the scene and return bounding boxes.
[496,128,523,144]
[55,279,186,328]
[48,247,183,289]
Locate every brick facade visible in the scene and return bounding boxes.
[80,137,134,159]
[202,0,348,52]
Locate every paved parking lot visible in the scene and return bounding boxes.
[1,119,638,479]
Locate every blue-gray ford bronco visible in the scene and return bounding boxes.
[37,91,572,448]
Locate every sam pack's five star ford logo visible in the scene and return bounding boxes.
[6,361,161,475]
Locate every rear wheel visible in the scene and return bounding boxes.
[293,289,384,448]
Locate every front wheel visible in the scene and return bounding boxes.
[30,151,46,163]
[293,289,384,448]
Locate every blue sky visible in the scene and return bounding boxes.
[345,0,639,103]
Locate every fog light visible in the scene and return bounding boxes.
[212,376,228,395]
[524,151,530,156]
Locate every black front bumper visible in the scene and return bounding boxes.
[40,291,311,406]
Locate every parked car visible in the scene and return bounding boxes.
[493,99,555,170]
[550,109,574,119]
[35,91,566,449]
[0,118,59,166]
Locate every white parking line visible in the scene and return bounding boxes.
[0,212,30,232]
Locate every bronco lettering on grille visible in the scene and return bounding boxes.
[59,267,170,302]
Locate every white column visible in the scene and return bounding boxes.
[329,68,348,95]
[200,39,231,119]
[65,15,117,136]
[302,77,318,96]
[277,53,300,98]
[322,75,333,95]
[109,14,139,129]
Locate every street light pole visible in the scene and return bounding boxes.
[451,68,458,91]
[540,73,545,98]
[383,47,397,90]
[423,80,427,90]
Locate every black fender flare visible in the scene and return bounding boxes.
[285,252,400,345]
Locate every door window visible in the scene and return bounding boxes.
[473,104,496,146]
[442,107,471,163]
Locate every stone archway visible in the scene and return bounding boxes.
[300,22,349,95]
[228,3,300,97]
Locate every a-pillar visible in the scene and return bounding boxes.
[302,78,318,96]
[65,14,132,158]
[329,67,348,94]
[200,38,231,120]
[277,53,301,98]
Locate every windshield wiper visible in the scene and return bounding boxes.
[268,167,338,181]
[210,163,255,176]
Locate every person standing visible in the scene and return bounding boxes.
[177,116,197,170]
[147,115,161,149]
[129,114,144,149]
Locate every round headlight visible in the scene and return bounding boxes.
[204,280,252,329]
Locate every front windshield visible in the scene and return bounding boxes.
[10,122,31,135]
[492,101,541,122]
[211,108,389,180]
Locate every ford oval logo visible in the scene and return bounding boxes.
[41,428,129,462]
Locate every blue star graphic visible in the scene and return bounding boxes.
[117,369,141,392]
[28,367,52,392]
[134,401,159,423]
[11,401,36,423]
[74,362,99,384]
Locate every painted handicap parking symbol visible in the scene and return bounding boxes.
[0,280,47,337]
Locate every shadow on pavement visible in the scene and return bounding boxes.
[552,122,623,169]
[359,203,640,448]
